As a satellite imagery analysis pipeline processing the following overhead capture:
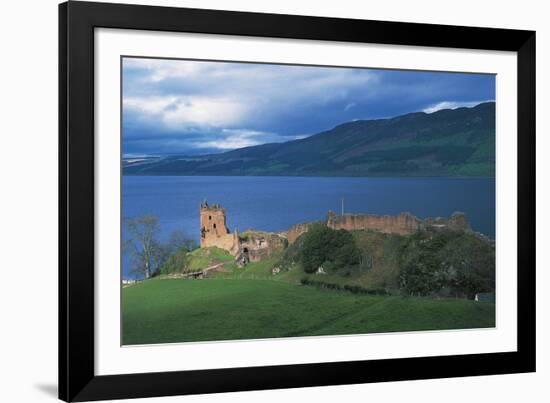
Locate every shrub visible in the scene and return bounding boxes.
[299,223,360,273]
[399,229,495,298]
[300,277,388,296]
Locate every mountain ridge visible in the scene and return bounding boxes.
[123,102,495,177]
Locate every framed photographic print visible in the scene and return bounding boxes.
[59,1,536,401]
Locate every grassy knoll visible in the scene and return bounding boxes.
[160,246,234,276]
[122,278,495,345]
[186,247,233,271]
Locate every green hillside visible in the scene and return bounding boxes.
[123,226,495,345]
[122,279,495,345]
[124,102,495,177]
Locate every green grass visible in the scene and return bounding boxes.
[122,278,495,345]
[210,258,276,280]
[185,247,233,272]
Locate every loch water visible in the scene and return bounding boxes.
[122,176,495,278]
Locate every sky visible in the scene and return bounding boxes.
[122,57,495,157]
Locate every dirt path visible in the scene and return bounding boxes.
[182,262,225,278]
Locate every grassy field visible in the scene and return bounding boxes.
[122,278,495,345]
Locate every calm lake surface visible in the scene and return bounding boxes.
[122,176,495,278]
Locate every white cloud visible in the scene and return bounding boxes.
[124,96,176,114]
[125,58,375,91]
[124,95,248,128]
[123,61,378,135]
[124,58,216,82]
[195,129,307,150]
[344,102,356,111]
[423,100,493,114]
[198,129,265,150]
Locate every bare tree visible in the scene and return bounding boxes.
[163,230,196,256]
[125,215,163,279]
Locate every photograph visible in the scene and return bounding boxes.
[0,0,542,402]
[121,57,497,346]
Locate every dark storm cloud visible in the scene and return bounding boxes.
[122,57,495,156]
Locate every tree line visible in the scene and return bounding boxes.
[123,215,196,279]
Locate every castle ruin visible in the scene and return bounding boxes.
[200,201,240,255]
[200,200,471,260]
[200,201,286,263]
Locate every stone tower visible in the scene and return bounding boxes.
[199,200,239,254]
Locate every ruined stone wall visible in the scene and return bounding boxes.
[240,232,287,262]
[286,211,470,245]
[201,231,240,256]
[327,211,420,235]
[287,222,312,245]
[423,212,470,232]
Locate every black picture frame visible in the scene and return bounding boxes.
[59,1,536,401]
